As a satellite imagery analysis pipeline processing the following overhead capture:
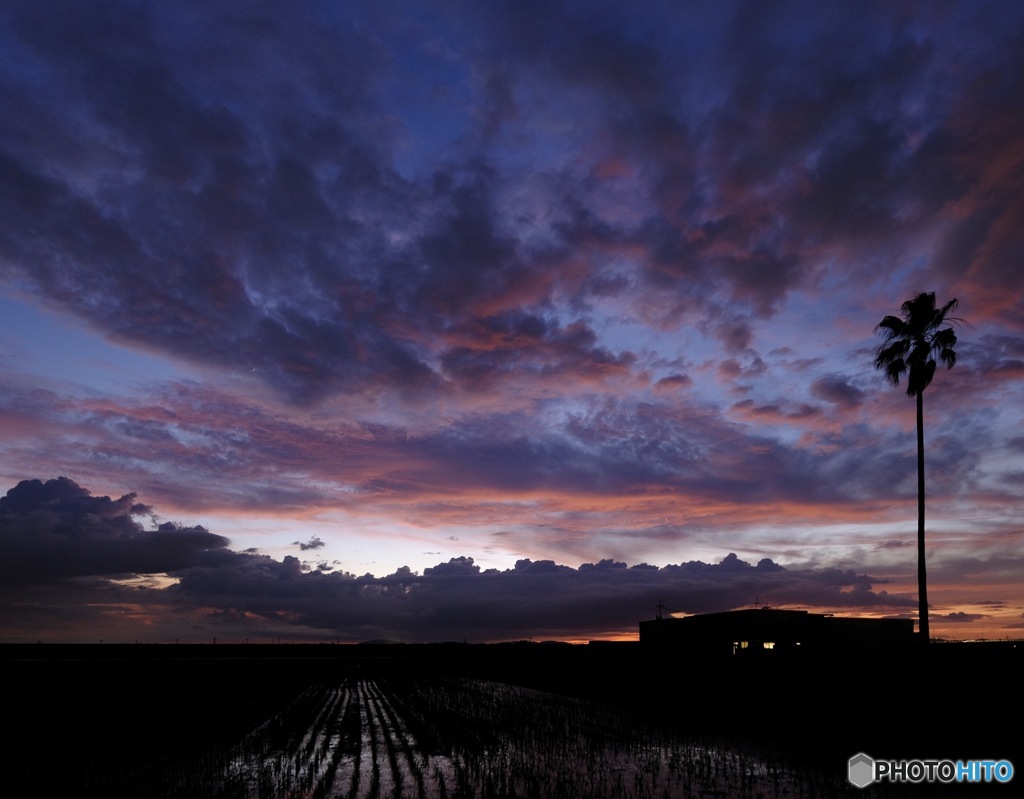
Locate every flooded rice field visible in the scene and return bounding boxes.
[8,642,1014,798]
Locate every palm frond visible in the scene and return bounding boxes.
[874,291,961,396]
[884,359,906,387]
[936,297,959,322]
[874,340,908,369]
[875,315,907,339]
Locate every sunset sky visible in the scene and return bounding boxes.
[2,1,1023,644]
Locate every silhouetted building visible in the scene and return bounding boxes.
[639,607,914,657]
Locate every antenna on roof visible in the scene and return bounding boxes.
[656,600,666,620]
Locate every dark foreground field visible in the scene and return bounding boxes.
[2,642,1018,798]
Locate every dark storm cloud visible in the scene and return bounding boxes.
[8,478,1019,643]
[0,368,952,527]
[2,1,1024,642]
[0,1,435,405]
[810,374,866,409]
[0,477,228,581]
[440,314,635,389]
[955,335,1024,386]
[159,549,917,642]
[934,36,1024,304]
[712,4,947,234]
[654,373,692,392]
[2,0,1023,408]
[938,612,985,624]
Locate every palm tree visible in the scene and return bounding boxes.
[874,292,960,646]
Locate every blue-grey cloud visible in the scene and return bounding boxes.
[2,1,1024,642]
[0,477,227,581]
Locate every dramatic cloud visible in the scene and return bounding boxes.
[0,478,920,643]
[0,477,227,581]
[1,1,1023,642]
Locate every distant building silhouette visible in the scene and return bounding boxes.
[640,607,914,657]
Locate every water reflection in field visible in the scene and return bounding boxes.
[212,676,843,798]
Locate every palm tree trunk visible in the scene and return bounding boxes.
[916,389,929,646]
